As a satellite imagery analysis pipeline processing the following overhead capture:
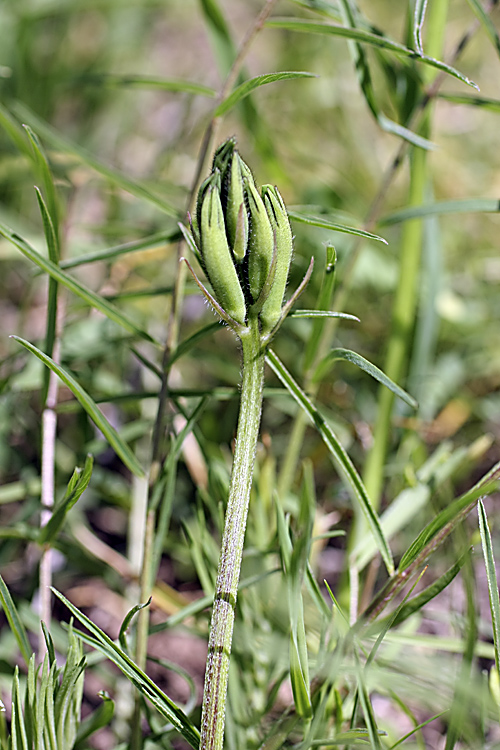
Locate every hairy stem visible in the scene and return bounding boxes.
[200,314,265,750]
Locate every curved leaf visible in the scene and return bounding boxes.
[0,223,157,344]
[0,576,32,667]
[215,71,316,116]
[11,337,144,478]
[478,500,500,674]
[52,588,200,750]
[266,349,394,575]
[290,310,360,321]
[288,210,387,243]
[266,19,478,89]
[314,348,418,408]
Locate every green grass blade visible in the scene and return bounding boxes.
[437,92,500,111]
[266,349,394,575]
[380,198,500,225]
[399,461,500,571]
[23,126,60,253]
[0,576,32,667]
[266,18,478,89]
[39,455,94,545]
[0,223,157,344]
[51,588,200,750]
[11,337,144,478]
[290,310,359,321]
[478,500,500,675]
[59,229,181,270]
[11,103,180,218]
[288,210,387,243]
[313,348,418,408]
[413,0,428,54]
[465,0,500,57]
[215,71,316,116]
[74,693,114,748]
[82,73,216,96]
[354,652,384,749]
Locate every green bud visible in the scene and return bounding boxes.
[199,175,246,325]
[260,185,294,333]
[226,153,249,262]
[245,176,274,303]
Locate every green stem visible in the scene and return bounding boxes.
[200,314,265,750]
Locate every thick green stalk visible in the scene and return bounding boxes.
[200,314,265,750]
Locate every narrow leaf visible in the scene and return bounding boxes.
[0,576,32,666]
[11,337,144,477]
[12,103,180,218]
[399,461,500,571]
[465,0,500,57]
[290,309,359,321]
[266,19,478,89]
[39,455,94,545]
[478,500,500,676]
[60,229,181,270]
[52,589,200,750]
[215,71,316,116]
[438,92,500,111]
[313,348,418,408]
[266,349,394,574]
[288,210,387,243]
[0,223,156,344]
[74,693,114,748]
[380,198,500,225]
[83,73,216,97]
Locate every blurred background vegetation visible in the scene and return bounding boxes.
[0,0,499,748]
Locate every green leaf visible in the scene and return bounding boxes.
[380,198,500,225]
[215,71,316,116]
[11,103,180,218]
[39,455,94,545]
[74,693,114,749]
[0,223,157,344]
[465,0,500,57]
[437,93,500,111]
[11,337,144,478]
[23,126,60,255]
[288,210,387,243]
[478,500,500,676]
[0,576,32,667]
[119,598,152,652]
[52,588,200,750]
[399,461,500,571]
[60,229,181,270]
[290,309,359,321]
[266,349,394,575]
[313,348,418,408]
[385,551,470,629]
[266,18,478,89]
[82,73,216,96]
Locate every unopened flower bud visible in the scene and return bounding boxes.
[260,185,294,333]
[199,173,246,326]
[245,176,274,303]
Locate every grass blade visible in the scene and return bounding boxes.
[0,577,32,667]
[288,210,387,243]
[478,500,500,676]
[0,223,157,344]
[11,103,180,218]
[81,73,216,96]
[266,19,478,89]
[39,455,94,545]
[380,198,500,225]
[11,337,144,478]
[266,349,394,575]
[313,348,418,408]
[215,71,316,116]
[51,588,200,750]
[399,461,500,572]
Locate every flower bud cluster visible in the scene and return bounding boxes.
[192,138,293,334]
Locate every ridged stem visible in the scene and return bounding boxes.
[200,314,265,750]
